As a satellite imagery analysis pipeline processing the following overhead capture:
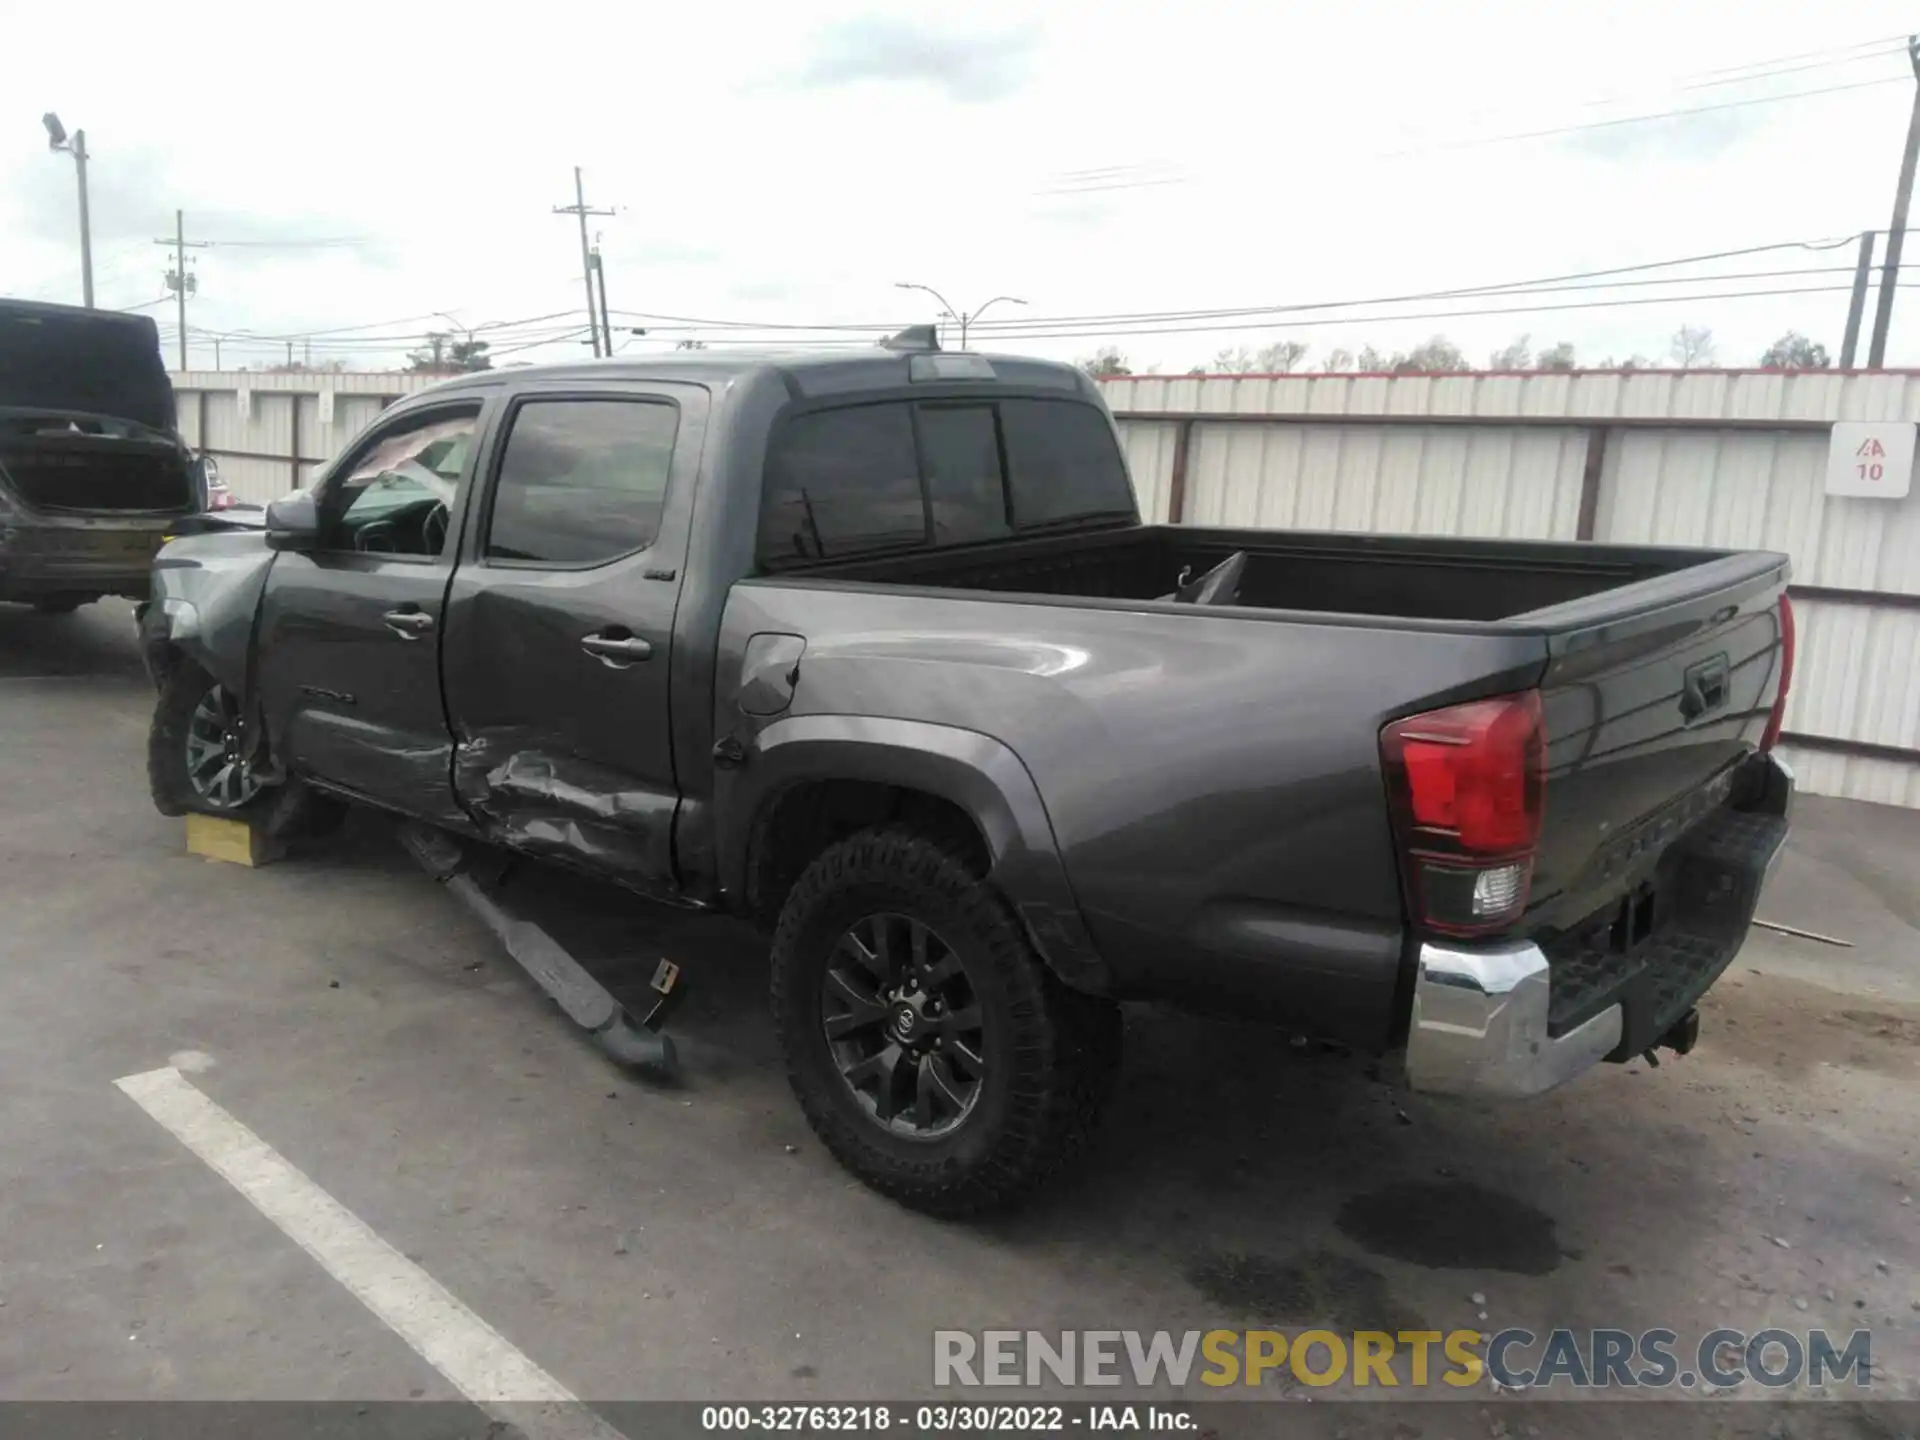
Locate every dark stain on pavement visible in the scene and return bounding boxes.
[1335,1180,1560,1274]
[1184,1247,1425,1333]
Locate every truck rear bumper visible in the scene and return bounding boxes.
[1405,752,1793,1099]
[1405,939,1622,1097]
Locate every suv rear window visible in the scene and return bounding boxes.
[758,397,1130,565]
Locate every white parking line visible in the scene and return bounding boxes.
[115,1065,628,1440]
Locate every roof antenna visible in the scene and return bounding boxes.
[880,324,940,353]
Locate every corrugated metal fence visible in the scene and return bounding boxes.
[1103,370,1920,809]
[172,371,440,507]
[167,368,1920,809]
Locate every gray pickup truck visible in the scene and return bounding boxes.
[139,332,1795,1213]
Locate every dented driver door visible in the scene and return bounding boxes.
[440,381,706,893]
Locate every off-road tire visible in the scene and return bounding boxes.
[146,658,338,836]
[771,825,1122,1216]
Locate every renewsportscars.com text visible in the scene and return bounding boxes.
[933,1328,1873,1390]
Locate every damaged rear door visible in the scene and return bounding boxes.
[441,382,706,892]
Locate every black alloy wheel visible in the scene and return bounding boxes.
[821,912,987,1138]
[184,681,264,811]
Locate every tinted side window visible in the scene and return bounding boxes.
[760,404,924,561]
[1000,399,1134,526]
[487,399,678,565]
[916,405,1009,545]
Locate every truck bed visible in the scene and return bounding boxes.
[793,523,1719,624]
[739,520,1791,1054]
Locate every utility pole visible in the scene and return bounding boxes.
[1868,35,1920,367]
[553,168,614,357]
[1842,232,1877,367]
[153,210,209,370]
[212,336,222,369]
[591,240,614,356]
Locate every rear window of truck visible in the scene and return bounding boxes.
[757,398,1132,565]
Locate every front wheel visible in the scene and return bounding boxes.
[147,659,340,836]
[771,826,1122,1216]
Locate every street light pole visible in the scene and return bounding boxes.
[894,283,1026,349]
[962,295,1026,348]
[42,113,94,308]
[73,131,92,309]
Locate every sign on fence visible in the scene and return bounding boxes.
[1826,422,1915,498]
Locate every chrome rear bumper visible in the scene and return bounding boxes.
[1404,940,1622,1097]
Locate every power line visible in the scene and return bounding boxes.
[627,282,1901,349]
[187,308,587,346]
[194,236,373,249]
[1679,42,1907,91]
[1682,32,1909,84]
[1048,35,1916,197]
[1409,75,1907,155]
[611,235,1882,338]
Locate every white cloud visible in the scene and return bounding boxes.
[4,0,1918,376]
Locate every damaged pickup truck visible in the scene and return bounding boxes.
[2,299,213,610]
[139,333,1796,1213]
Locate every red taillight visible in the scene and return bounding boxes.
[1382,690,1545,936]
[1759,594,1795,754]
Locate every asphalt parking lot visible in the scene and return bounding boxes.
[2,601,1918,1435]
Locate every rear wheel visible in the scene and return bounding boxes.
[771,825,1122,1216]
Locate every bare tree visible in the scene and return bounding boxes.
[1078,346,1132,378]
[1490,335,1533,370]
[1356,345,1391,372]
[1255,340,1310,373]
[1318,347,1355,373]
[1391,336,1471,373]
[1669,325,1717,368]
[1535,341,1577,371]
[1758,332,1831,370]
[1209,346,1259,374]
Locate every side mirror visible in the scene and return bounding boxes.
[264,491,321,551]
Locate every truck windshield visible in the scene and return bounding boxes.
[758,397,1133,566]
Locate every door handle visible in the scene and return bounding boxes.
[581,632,653,666]
[383,608,435,639]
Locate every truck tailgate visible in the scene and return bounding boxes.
[1518,549,1793,1051]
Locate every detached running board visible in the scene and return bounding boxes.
[397,821,682,1079]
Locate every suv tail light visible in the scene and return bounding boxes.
[1381,690,1544,936]
[1758,594,1795,754]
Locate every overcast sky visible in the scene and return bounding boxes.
[9,0,1920,374]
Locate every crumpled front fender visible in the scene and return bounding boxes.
[141,529,276,696]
